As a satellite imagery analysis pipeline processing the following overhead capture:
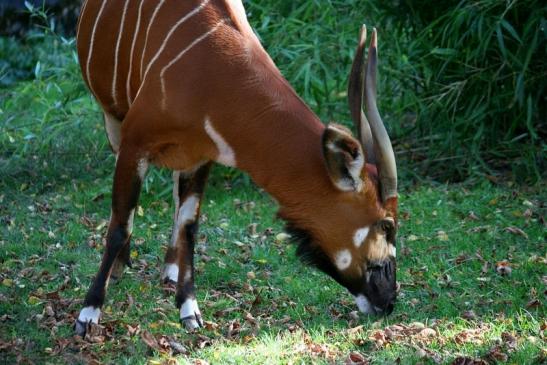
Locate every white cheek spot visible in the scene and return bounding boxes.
[353,226,370,248]
[354,295,375,315]
[389,244,396,258]
[162,263,179,283]
[204,118,236,167]
[334,249,352,271]
[78,306,101,324]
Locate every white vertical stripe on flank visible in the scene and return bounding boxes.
[126,0,145,106]
[85,0,108,94]
[112,0,131,107]
[76,0,90,40]
[139,0,166,80]
[160,20,226,110]
[142,0,211,85]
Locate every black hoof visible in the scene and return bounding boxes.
[180,314,203,331]
[162,277,177,285]
[74,319,88,337]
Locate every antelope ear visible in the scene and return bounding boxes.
[322,124,365,192]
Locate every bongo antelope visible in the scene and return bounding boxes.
[75,0,398,336]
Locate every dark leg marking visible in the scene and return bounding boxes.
[162,163,211,331]
[75,151,147,337]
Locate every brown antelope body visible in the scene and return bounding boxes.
[75,0,398,336]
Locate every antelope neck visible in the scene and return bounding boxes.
[213,87,328,212]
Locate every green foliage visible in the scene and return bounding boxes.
[377,0,546,181]
[0,2,545,363]
[0,32,103,188]
[2,0,545,182]
[245,0,373,121]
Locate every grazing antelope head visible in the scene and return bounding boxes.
[284,27,398,315]
[74,0,398,337]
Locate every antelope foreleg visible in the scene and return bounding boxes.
[75,148,148,337]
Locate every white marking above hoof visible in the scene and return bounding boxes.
[78,306,101,324]
[180,298,202,330]
[162,263,179,283]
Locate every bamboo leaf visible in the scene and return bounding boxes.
[500,19,522,44]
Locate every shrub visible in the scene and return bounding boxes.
[377,0,546,181]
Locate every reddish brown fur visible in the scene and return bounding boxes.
[76,0,398,322]
[78,1,387,224]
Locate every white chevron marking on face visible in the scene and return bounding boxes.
[353,226,370,248]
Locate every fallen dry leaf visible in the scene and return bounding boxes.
[467,211,480,220]
[141,330,160,351]
[226,320,241,339]
[418,328,436,338]
[504,226,528,239]
[486,345,508,362]
[462,310,477,321]
[451,357,488,365]
[347,325,364,335]
[501,332,517,352]
[437,230,449,241]
[168,338,187,355]
[525,299,540,309]
[345,351,368,365]
[453,326,490,345]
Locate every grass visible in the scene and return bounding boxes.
[1,4,546,364]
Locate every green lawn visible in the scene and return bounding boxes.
[1,144,545,364]
[0,15,545,365]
